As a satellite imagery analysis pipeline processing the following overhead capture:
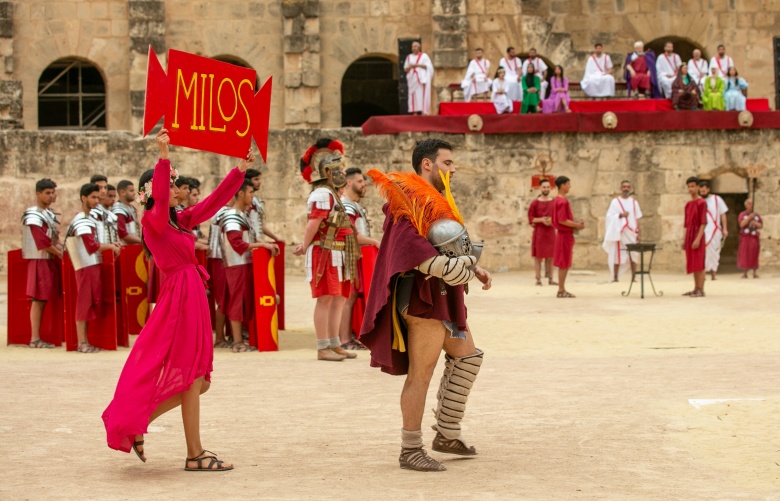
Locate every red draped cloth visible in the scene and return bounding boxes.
[684,198,707,274]
[528,198,555,258]
[737,210,761,270]
[630,56,651,92]
[359,204,467,376]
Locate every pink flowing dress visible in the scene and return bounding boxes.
[542,77,570,113]
[102,158,244,453]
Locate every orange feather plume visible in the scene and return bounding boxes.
[366,169,457,238]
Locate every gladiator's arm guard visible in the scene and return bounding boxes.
[416,255,476,286]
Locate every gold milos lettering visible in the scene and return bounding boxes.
[172,69,198,130]
[208,74,225,132]
[236,78,254,137]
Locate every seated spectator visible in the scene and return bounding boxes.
[581,43,615,98]
[702,67,725,111]
[491,67,513,115]
[542,65,571,113]
[724,67,748,111]
[671,64,700,111]
[521,63,541,114]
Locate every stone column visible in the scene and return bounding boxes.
[0,1,22,129]
[128,0,166,134]
[282,0,321,127]
[431,0,468,103]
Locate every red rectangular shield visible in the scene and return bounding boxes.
[250,247,279,351]
[6,249,64,346]
[272,241,285,331]
[350,245,378,337]
[115,244,149,346]
[63,250,119,351]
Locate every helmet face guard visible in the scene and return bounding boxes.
[427,218,482,265]
[300,138,346,186]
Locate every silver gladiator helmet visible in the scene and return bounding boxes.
[427,219,483,264]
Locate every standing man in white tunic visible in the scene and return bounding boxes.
[581,43,615,98]
[602,180,643,282]
[699,180,728,280]
[404,41,435,115]
[522,48,548,99]
[709,45,734,78]
[498,46,522,101]
[461,48,491,102]
[687,49,709,87]
[655,41,682,98]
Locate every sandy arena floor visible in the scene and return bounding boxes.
[1,269,780,500]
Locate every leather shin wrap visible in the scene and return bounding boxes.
[433,349,483,440]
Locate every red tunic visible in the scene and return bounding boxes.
[309,194,353,299]
[116,214,134,240]
[684,198,708,274]
[26,223,62,302]
[75,233,103,322]
[630,55,651,91]
[552,196,575,269]
[359,204,467,376]
[528,198,555,258]
[207,258,227,312]
[737,211,761,270]
[224,230,254,322]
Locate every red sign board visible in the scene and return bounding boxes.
[144,47,273,161]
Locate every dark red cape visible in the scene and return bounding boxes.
[359,204,468,376]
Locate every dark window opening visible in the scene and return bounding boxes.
[38,58,106,130]
[341,56,399,127]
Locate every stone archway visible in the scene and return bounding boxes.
[646,36,708,64]
[340,55,399,127]
[701,168,749,270]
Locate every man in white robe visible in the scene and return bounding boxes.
[498,46,522,101]
[602,180,643,282]
[522,48,548,99]
[581,43,615,98]
[709,44,734,78]
[404,41,434,115]
[687,49,709,87]
[461,48,491,102]
[655,41,682,98]
[699,180,728,280]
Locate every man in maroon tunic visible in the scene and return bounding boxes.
[22,179,63,348]
[682,177,707,297]
[67,184,121,353]
[528,178,556,286]
[552,176,584,298]
[360,139,492,472]
[220,180,279,352]
[737,199,762,278]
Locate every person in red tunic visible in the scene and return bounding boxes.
[360,138,492,472]
[527,178,557,286]
[22,179,63,348]
[113,180,143,245]
[220,180,279,353]
[66,184,121,353]
[551,176,584,298]
[294,138,360,362]
[682,177,707,297]
[737,199,762,278]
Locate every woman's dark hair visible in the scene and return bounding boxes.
[494,66,505,79]
[554,65,565,80]
[525,63,536,89]
[139,168,184,257]
[727,67,738,77]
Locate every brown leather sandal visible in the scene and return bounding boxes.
[184,450,233,472]
[132,438,146,463]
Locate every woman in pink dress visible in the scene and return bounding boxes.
[102,129,253,471]
[542,65,572,113]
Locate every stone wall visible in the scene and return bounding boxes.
[4,1,777,130]
[1,127,778,274]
